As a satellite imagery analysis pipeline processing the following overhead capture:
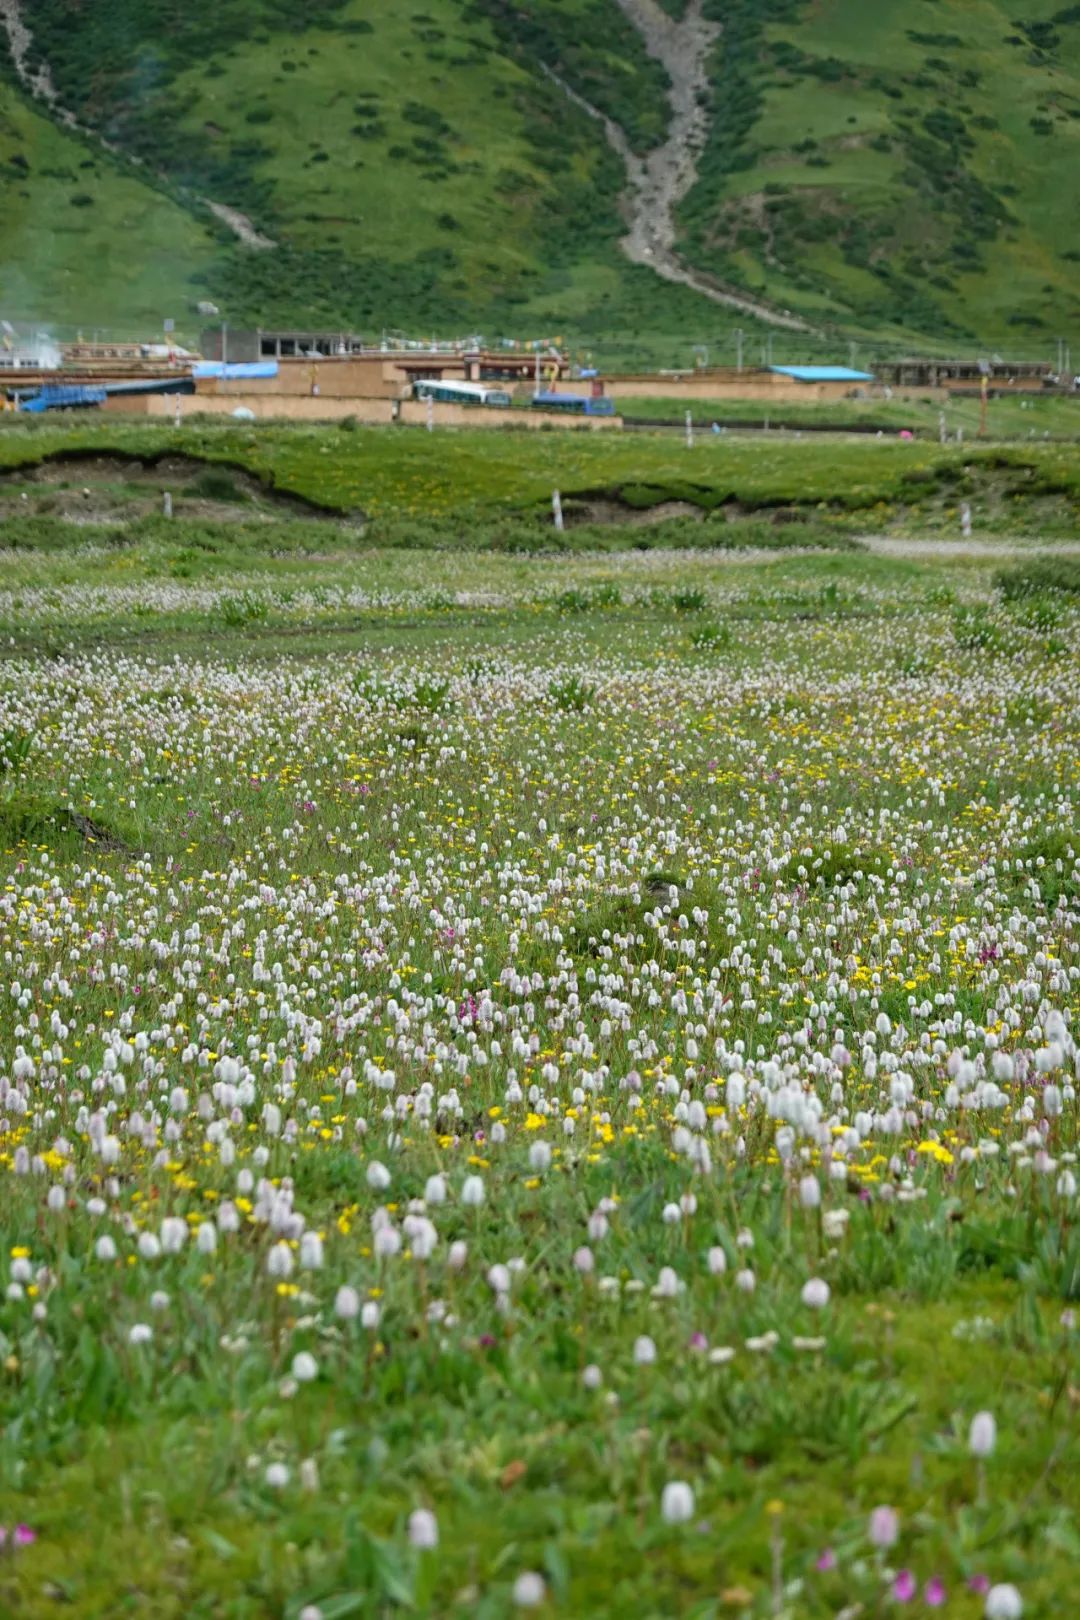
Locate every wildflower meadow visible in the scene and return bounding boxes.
[0,430,1078,1618]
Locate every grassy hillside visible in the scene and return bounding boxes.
[3,0,697,350]
[0,0,1078,351]
[0,75,221,330]
[680,0,1080,343]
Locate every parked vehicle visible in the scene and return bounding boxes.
[531,391,615,416]
[411,379,511,407]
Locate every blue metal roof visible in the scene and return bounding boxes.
[769,365,875,382]
[193,361,279,380]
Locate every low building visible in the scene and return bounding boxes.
[193,344,563,400]
[602,364,875,404]
[105,390,622,431]
[200,329,368,361]
[879,357,1055,389]
[767,365,875,389]
[0,327,61,370]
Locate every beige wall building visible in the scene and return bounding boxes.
[601,366,877,404]
[105,392,621,431]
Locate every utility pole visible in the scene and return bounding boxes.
[766,332,774,368]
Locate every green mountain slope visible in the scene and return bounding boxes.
[1,0,1077,352]
[678,0,1080,344]
[0,76,221,330]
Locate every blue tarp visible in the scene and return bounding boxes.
[192,361,279,380]
[768,365,875,382]
[18,385,107,413]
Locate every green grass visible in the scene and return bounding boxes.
[0,78,221,331]
[2,0,1078,349]
[0,0,685,344]
[616,393,1080,440]
[0,499,1079,1614]
[2,419,1079,533]
[680,0,1080,345]
[5,1281,1074,1618]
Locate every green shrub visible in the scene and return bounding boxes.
[220,591,268,627]
[548,674,596,711]
[689,622,731,650]
[952,605,1009,654]
[996,558,1080,600]
[781,843,889,888]
[1013,595,1062,632]
[1012,830,1080,907]
[671,587,707,613]
[192,467,248,504]
[411,677,451,713]
[0,728,35,774]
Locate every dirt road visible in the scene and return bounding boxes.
[545,0,810,330]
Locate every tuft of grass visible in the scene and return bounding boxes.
[220,591,270,628]
[190,467,250,505]
[997,557,1080,601]
[689,621,732,650]
[548,673,596,711]
[1011,830,1080,908]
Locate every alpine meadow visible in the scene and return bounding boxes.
[1,2,1080,1619]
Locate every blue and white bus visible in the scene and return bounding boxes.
[411,379,512,407]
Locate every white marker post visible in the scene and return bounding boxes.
[174,395,181,430]
[552,489,564,532]
[939,411,947,446]
[960,501,972,539]
[163,491,173,519]
[685,411,694,449]
[426,394,434,434]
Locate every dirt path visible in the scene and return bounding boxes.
[544,0,810,330]
[205,202,275,252]
[863,536,1080,559]
[0,0,70,114]
[0,0,275,250]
